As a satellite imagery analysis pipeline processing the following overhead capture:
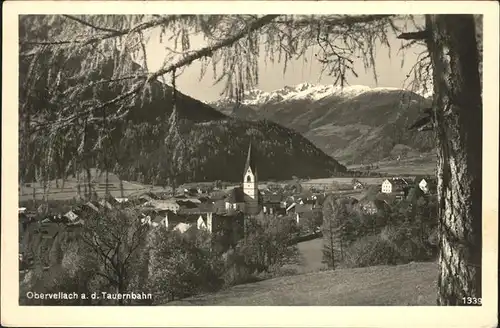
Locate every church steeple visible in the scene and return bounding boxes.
[244,142,257,178]
[243,141,260,215]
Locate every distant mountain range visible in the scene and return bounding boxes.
[209,83,435,164]
[20,54,347,184]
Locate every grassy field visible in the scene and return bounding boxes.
[287,238,327,274]
[19,152,436,202]
[347,153,437,176]
[166,261,438,306]
[18,169,169,202]
[303,177,387,186]
[167,238,438,306]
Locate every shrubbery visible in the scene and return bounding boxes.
[322,191,438,269]
[19,209,299,305]
[343,234,400,267]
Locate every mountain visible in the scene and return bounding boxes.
[19,52,346,184]
[210,83,435,164]
[110,79,347,183]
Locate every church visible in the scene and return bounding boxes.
[224,142,262,215]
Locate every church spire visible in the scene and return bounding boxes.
[244,141,257,175]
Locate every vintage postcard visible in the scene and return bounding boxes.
[1,1,498,327]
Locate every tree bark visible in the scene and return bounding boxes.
[425,15,482,305]
[120,179,124,198]
[86,166,92,200]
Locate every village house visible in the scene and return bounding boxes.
[166,211,212,233]
[414,176,437,194]
[262,193,283,215]
[353,181,365,190]
[98,199,115,210]
[137,192,160,203]
[224,187,246,212]
[161,208,244,249]
[381,178,409,194]
[291,204,322,231]
[63,210,80,223]
[354,199,391,215]
[83,201,101,213]
[197,185,213,195]
[183,187,200,197]
[140,207,169,228]
[209,190,227,201]
[114,197,129,203]
[293,203,314,223]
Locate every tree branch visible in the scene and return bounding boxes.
[274,14,395,28]
[39,14,280,129]
[397,30,430,41]
[20,15,182,47]
[62,15,122,34]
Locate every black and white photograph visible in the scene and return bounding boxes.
[2,1,498,327]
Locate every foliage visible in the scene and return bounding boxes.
[146,228,224,303]
[343,234,401,268]
[18,14,411,193]
[20,207,300,305]
[19,198,79,214]
[297,211,323,235]
[321,191,438,269]
[17,12,484,306]
[76,208,150,303]
[236,215,299,274]
[321,195,352,268]
[118,118,346,184]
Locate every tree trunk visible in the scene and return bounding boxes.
[77,175,82,200]
[425,15,482,305]
[86,166,92,200]
[120,179,124,198]
[105,169,109,197]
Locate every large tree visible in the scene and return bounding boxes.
[424,15,482,305]
[19,14,483,304]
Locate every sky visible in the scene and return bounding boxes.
[144,20,426,103]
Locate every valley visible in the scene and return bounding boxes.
[210,83,435,164]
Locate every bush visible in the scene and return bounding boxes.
[147,229,225,304]
[19,208,301,305]
[344,222,438,269]
[382,223,437,261]
[236,215,299,274]
[344,234,400,268]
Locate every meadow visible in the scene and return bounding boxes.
[167,259,438,306]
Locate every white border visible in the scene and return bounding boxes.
[2,2,498,327]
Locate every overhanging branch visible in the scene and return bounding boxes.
[45,14,280,128]
[397,30,430,41]
[62,15,122,34]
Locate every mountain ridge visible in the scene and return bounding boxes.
[212,83,406,107]
[19,51,347,185]
[209,83,435,165]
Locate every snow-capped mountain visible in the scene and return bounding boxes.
[212,83,404,107]
[210,83,435,164]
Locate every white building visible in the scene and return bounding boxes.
[381,179,393,193]
[417,178,436,194]
[225,142,262,215]
[381,178,408,194]
[243,142,260,215]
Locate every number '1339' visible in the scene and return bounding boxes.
[462,297,482,305]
